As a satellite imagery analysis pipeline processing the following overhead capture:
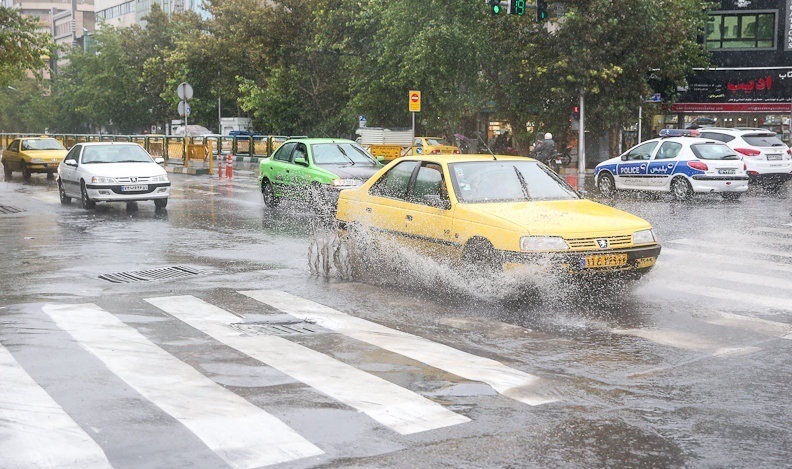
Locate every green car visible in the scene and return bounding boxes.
[258,138,383,209]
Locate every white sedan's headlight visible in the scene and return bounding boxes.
[520,236,569,252]
[91,176,116,184]
[150,174,169,182]
[633,229,656,245]
[332,178,362,187]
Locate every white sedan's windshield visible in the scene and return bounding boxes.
[81,145,154,164]
[311,143,376,166]
[450,161,579,203]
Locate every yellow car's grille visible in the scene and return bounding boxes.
[565,235,633,251]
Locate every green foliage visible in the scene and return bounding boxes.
[0,7,55,85]
[1,0,711,140]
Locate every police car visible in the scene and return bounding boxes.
[595,129,749,201]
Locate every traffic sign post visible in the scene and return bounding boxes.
[409,90,421,140]
[176,82,193,135]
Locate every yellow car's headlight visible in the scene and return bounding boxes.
[633,229,656,245]
[520,236,569,252]
[91,176,116,184]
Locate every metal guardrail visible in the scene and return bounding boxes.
[0,133,293,163]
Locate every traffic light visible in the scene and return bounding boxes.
[510,0,526,15]
[572,105,580,121]
[536,0,549,22]
[488,0,506,15]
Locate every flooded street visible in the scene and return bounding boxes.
[2,169,791,468]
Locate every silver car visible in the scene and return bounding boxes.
[57,142,171,210]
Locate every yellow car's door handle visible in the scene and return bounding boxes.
[406,215,413,221]
[365,207,372,213]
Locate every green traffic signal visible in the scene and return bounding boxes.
[489,0,502,15]
[536,0,549,22]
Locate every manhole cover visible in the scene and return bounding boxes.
[0,205,24,215]
[99,265,203,283]
[229,320,324,336]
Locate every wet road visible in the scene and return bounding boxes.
[1,168,791,468]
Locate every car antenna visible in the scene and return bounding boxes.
[474,131,497,160]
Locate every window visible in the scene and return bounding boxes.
[8,141,19,152]
[690,143,739,160]
[370,160,419,199]
[65,146,81,163]
[706,12,775,49]
[699,132,735,143]
[408,163,446,204]
[273,142,295,162]
[655,142,682,160]
[624,141,658,161]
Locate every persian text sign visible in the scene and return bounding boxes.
[787,0,792,51]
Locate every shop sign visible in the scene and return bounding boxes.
[676,68,792,104]
[787,0,792,51]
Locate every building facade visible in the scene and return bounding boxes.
[667,0,792,142]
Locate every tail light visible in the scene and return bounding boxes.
[787,148,791,156]
[430,149,440,154]
[687,161,708,171]
[743,162,747,171]
[453,149,460,154]
[735,148,761,157]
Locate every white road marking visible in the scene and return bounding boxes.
[661,248,792,274]
[667,238,792,259]
[751,226,792,235]
[241,290,557,406]
[0,342,112,469]
[42,303,323,468]
[146,295,469,435]
[703,312,792,340]
[658,282,792,313]
[660,264,792,292]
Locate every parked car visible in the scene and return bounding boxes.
[335,154,661,280]
[2,137,68,180]
[696,127,792,189]
[408,137,460,156]
[57,142,171,210]
[595,129,749,201]
[258,138,383,210]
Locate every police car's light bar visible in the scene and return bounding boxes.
[660,129,700,138]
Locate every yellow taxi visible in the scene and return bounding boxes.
[335,154,661,279]
[2,137,68,180]
[409,137,460,155]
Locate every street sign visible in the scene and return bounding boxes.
[177,82,193,100]
[178,100,191,117]
[646,93,662,103]
[409,90,421,112]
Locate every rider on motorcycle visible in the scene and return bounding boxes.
[532,132,556,165]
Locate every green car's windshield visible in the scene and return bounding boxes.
[449,161,579,203]
[22,138,65,151]
[311,143,377,166]
[81,145,154,164]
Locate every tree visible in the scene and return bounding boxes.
[0,7,54,85]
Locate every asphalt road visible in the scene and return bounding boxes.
[1,168,790,468]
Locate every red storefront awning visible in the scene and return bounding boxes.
[670,102,792,113]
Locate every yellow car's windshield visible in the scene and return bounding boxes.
[22,138,65,151]
[449,161,579,203]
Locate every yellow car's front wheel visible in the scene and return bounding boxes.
[461,238,502,276]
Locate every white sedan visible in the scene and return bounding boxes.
[594,129,749,201]
[57,142,171,210]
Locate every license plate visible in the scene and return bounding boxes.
[122,185,148,192]
[718,169,736,175]
[766,154,781,161]
[581,253,628,269]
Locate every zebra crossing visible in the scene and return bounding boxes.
[3,236,792,468]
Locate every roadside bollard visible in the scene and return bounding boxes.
[225,153,233,179]
[218,153,224,179]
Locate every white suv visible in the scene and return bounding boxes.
[697,127,792,189]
